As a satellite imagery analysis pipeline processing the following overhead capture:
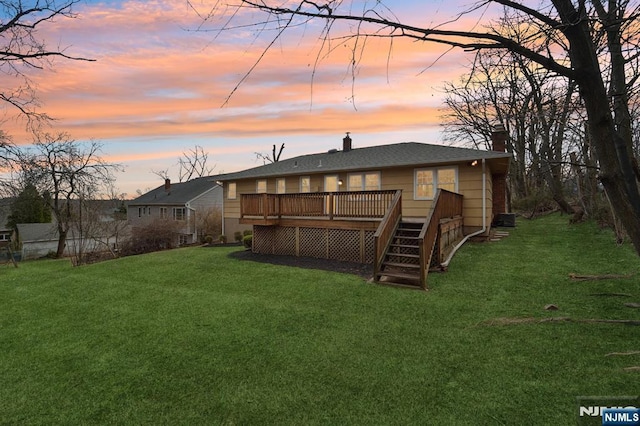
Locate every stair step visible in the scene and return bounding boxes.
[394,235,420,240]
[389,243,420,249]
[377,271,421,281]
[399,222,423,228]
[386,252,420,259]
[397,227,421,233]
[382,261,420,269]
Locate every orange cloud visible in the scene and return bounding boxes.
[2,0,490,195]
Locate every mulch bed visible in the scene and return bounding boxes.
[228,249,373,279]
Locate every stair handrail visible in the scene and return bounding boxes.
[417,189,463,289]
[373,189,402,279]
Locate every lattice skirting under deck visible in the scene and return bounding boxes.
[252,225,375,264]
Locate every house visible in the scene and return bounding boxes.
[0,199,13,261]
[127,177,223,245]
[0,198,12,247]
[215,128,511,289]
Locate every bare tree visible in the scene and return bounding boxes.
[1,0,92,127]
[443,48,581,215]
[178,145,215,181]
[255,143,285,164]
[197,0,640,255]
[15,132,122,257]
[150,145,215,184]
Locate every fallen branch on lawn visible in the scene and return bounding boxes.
[589,293,633,297]
[605,351,640,357]
[623,366,640,372]
[569,273,634,281]
[481,317,640,326]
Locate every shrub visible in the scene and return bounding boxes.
[243,234,253,249]
[234,231,243,242]
[204,235,213,244]
[243,229,252,237]
[120,219,180,256]
[219,235,227,244]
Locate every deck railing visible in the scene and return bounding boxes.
[241,190,398,220]
[417,189,464,289]
[373,190,402,279]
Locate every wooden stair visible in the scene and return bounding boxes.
[375,221,423,287]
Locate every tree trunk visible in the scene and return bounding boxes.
[56,227,68,258]
[552,0,640,255]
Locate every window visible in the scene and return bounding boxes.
[414,167,458,200]
[138,206,150,217]
[228,182,237,199]
[159,207,167,219]
[324,175,339,192]
[300,176,311,193]
[438,168,457,192]
[0,233,9,241]
[276,178,286,194]
[179,235,189,246]
[173,207,186,221]
[347,172,380,191]
[256,180,267,194]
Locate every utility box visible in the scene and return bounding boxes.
[493,213,516,227]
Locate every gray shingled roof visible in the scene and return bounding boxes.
[129,176,220,206]
[216,142,511,181]
[16,223,59,242]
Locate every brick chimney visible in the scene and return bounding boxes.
[164,178,171,192]
[343,132,352,152]
[491,124,507,218]
[491,123,507,152]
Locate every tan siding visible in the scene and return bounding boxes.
[223,161,497,233]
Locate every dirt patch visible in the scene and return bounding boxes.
[228,249,373,279]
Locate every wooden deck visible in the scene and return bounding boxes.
[241,189,464,288]
[240,190,398,225]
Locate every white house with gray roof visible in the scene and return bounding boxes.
[127,177,223,245]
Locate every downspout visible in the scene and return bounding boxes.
[186,203,197,242]
[219,183,225,237]
[441,158,487,268]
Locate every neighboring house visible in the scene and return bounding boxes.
[216,128,512,289]
[13,220,128,261]
[127,177,223,245]
[13,223,60,259]
[0,198,12,247]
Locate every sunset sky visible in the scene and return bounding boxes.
[3,0,498,197]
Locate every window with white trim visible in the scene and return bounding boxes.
[276,178,286,194]
[300,176,311,193]
[173,207,186,221]
[414,167,458,200]
[228,182,237,199]
[347,172,380,191]
[159,207,168,219]
[256,180,267,194]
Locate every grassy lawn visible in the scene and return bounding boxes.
[1,214,639,425]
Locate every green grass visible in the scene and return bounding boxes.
[1,214,639,425]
